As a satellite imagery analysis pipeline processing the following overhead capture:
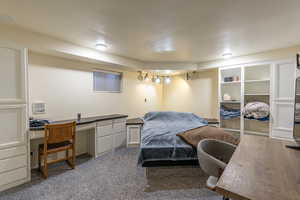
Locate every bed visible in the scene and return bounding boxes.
[138,111,208,167]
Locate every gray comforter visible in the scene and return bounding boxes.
[138,111,208,165]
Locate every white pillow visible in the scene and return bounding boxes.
[243,102,269,119]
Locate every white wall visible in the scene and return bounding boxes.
[28,53,163,120]
[162,69,219,119]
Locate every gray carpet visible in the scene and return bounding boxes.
[0,148,221,200]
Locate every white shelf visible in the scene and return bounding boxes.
[244,118,269,125]
[220,101,240,104]
[219,64,272,139]
[244,79,270,83]
[221,81,241,85]
[244,93,269,96]
[222,128,241,133]
[244,130,269,137]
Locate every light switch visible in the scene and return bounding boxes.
[32,102,46,114]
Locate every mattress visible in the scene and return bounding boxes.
[138,111,208,166]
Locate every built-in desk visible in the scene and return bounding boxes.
[29,114,128,139]
[29,114,128,168]
[215,135,300,200]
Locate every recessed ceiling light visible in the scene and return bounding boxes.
[222,53,233,59]
[95,43,108,50]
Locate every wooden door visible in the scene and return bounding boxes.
[0,43,29,191]
[271,60,296,140]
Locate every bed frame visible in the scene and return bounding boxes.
[145,165,204,179]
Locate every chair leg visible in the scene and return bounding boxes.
[66,149,74,169]
[71,145,75,169]
[66,149,69,163]
[43,153,48,179]
[66,148,75,169]
[38,151,41,172]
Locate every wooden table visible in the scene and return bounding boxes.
[215,135,300,200]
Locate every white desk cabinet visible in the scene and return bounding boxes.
[0,44,29,192]
[126,125,142,147]
[29,115,127,167]
[96,118,126,157]
[126,118,143,147]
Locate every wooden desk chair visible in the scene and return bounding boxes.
[38,121,76,178]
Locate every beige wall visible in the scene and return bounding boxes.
[28,53,163,120]
[28,44,298,121]
[162,69,219,119]
[198,45,300,69]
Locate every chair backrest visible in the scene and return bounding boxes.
[44,121,76,144]
[197,139,236,178]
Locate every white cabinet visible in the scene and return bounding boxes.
[97,125,113,137]
[126,125,142,147]
[114,132,126,148]
[95,119,126,157]
[0,44,29,192]
[271,61,296,140]
[96,135,113,154]
[219,59,296,140]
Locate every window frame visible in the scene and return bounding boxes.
[92,69,123,93]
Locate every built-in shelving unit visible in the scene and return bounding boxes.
[219,67,242,137]
[244,64,271,137]
[219,64,271,138]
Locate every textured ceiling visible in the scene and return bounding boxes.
[1,0,300,63]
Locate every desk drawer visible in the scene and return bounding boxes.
[97,120,113,127]
[113,123,126,133]
[0,145,26,160]
[97,125,113,137]
[114,132,126,148]
[77,123,95,131]
[113,118,126,124]
[0,167,27,187]
[97,135,113,155]
[0,154,27,174]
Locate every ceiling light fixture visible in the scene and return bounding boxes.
[152,76,156,83]
[222,52,233,59]
[164,76,171,84]
[137,71,143,81]
[155,76,161,84]
[96,43,108,50]
[144,73,150,82]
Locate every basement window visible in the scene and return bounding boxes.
[93,70,122,92]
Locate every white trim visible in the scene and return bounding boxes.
[92,69,122,75]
